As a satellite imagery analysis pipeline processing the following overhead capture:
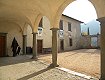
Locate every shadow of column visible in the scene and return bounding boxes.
[17,66,53,80]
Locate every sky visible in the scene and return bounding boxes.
[63,0,97,23]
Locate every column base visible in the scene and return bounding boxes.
[49,63,59,68]
[31,56,38,61]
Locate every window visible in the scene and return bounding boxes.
[68,22,71,31]
[69,38,72,46]
[59,20,63,30]
[38,18,43,27]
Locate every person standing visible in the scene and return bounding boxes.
[11,37,19,57]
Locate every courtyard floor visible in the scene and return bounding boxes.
[39,49,100,79]
[0,49,100,80]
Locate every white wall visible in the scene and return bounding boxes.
[26,15,81,53]
[37,16,52,48]
[58,16,81,51]
[26,16,52,49]
[27,25,33,47]
[0,22,22,56]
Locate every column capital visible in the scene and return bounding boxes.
[23,35,27,36]
[32,32,38,34]
[50,28,59,31]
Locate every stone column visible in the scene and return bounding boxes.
[50,28,59,67]
[98,17,105,80]
[32,32,38,60]
[23,35,27,55]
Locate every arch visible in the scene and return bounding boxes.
[0,20,23,34]
[52,0,104,29]
[52,0,74,28]
[32,14,43,33]
[23,23,32,35]
[90,0,105,18]
[11,22,23,34]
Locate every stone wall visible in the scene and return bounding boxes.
[80,35,100,49]
[80,35,91,49]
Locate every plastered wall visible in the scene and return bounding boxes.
[0,22,22,56]
[58,16,81,51]
[27,16,52,49]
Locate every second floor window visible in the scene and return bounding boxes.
[68,22,71,31]
[39,18,43,27]
[59,20,63,30]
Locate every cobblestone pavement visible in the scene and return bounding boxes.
[0,55,98,80]
[39,49,100,79]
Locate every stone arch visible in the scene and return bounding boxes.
[90,0,105,18]
[32,14,43,33]
[23,23,33,35]
[52,0,104,29]
[52,0,74,28]
[0,21,23,34]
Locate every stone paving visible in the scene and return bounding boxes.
[0,55,98,80]
[39,49,100,79]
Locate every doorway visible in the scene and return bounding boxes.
[37,40,43,53]
[60,39,64,51]
[0,34,6,57]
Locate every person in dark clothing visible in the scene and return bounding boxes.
[11,37,18,57]
[16,46,21,55]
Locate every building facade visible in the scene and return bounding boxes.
[58,15,82,52]
[26,14,82,54]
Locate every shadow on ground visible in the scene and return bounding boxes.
[0,55,34,67]
[17,66,52,80]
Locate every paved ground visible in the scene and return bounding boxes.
[0,54,98,80]
[39,49,100,79]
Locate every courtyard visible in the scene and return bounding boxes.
[39,49,100,79]
[0,49,100,80]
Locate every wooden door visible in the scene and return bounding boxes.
[60,39,64,50]
[0,36,6,57]
[37,40,43,53]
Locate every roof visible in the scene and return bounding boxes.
[62,14,84,23]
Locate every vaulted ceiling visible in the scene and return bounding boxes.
[0,0,105,33]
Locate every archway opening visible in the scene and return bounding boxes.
[59,0,100,78]
[37,16,52,55]
[25,24,33,54]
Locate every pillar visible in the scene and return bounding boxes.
[98,17,105,80]
[23,35,27,55]
[32,32,38,59]
[50,28,59,67]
